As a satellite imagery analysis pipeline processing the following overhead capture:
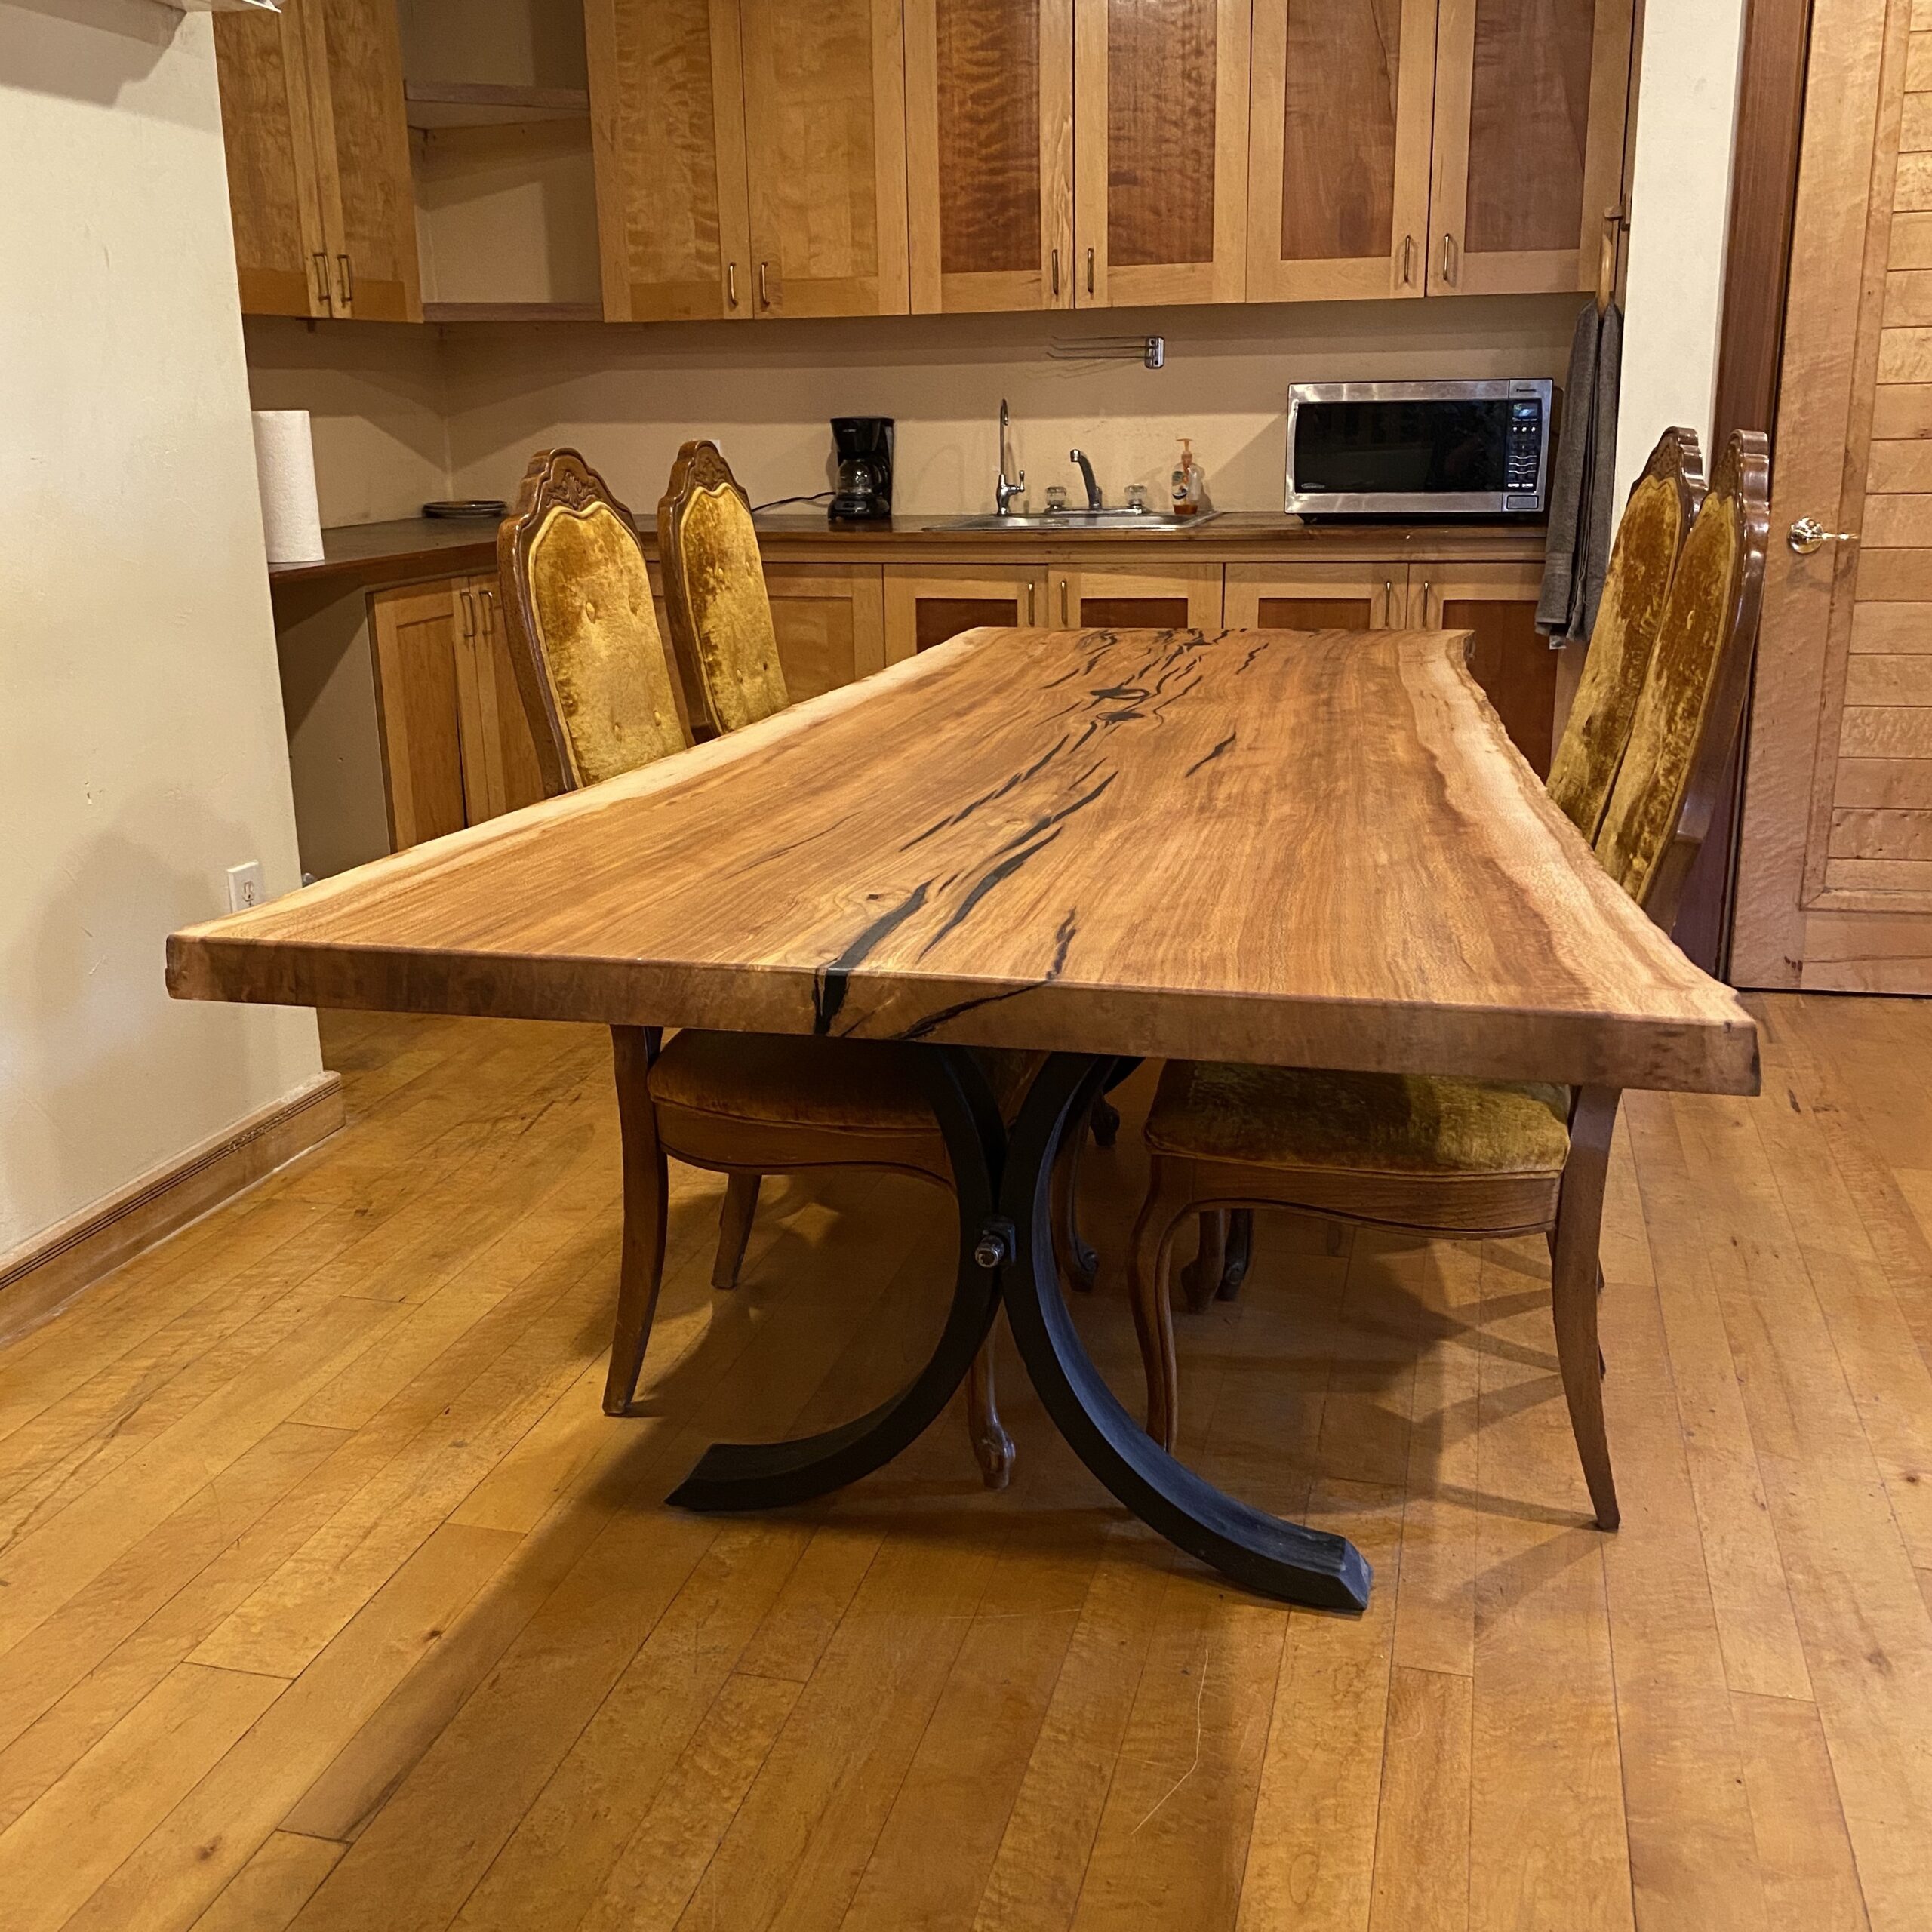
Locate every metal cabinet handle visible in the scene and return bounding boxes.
[758,261,771,309]
[727,261,738,309]
[458,588,477,638]
[1026,579,1036,623]
[1051,248,1060,297]
[1060,577,1070,625]
[1085,247,1095,296]
[1788,516,1858,555]
[337,253,353,308]
[477,586,495,637]
[312,252,331,310]
[1400,235,1415,287]
[1440,233,1458,286]
[1418,581,1432,623]
[1383,579,1395,626]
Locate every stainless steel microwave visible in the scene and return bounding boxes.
[1284,379,1555,518]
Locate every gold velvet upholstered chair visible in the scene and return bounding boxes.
[657,439,792,737]
[496,446,1023,1487]
[1126,430,1770,1533]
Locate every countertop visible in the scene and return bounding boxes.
[267,509,1549,592]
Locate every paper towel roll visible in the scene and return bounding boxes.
[251,410,325,565]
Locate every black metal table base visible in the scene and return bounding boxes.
[666,1049,1371,1614]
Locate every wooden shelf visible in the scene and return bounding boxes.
[404,81,589,131]
[421,300,602,324]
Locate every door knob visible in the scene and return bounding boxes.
[1789,516,1858,555]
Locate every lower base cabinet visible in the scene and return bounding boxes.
[884,562,1225,661]
[1228,560,1555,777]
[369,572,545,851]
[764,565,888,700]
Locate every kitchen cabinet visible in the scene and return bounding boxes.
[1225,562,1411,629]
[215,0,421,321]
[370,573,543,851]
[1051,563,1224,630]
[906,0,1074,313]
[1073,0,1251,307]
[589,0,909,321]
[1407,561,1557,775]
[586,0,751,321]
[884,567,1044,663]
[1244,0,1438,302]
[1427,0,1634,297]
[765,567,889,700]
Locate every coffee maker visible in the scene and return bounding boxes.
[829,417,894,524]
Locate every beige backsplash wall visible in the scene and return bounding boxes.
[435,294,1584,518]
[244,317,451,526]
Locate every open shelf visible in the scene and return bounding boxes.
[404,81,590,131]
[422,300,602,324]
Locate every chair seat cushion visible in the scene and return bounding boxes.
[1146,1062,1571,1179]
[650,1031,1037,1134]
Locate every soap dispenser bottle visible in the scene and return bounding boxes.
[1171,438,1204,517]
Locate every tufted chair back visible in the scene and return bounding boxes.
[497,448,691,795]
[657,441,790,736]
[1595,429,1770,933]
[1546,426,1706,840]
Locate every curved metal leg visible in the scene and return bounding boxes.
[666,1048,1008,1512]
[998,1055,1372,1613]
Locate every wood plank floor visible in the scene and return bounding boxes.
[2,995,1930,1930]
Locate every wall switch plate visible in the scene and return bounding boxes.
[226,862,266,912]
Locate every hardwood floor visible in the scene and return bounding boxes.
[2,995,1930,1929]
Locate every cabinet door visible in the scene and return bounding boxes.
[1073,0,1250,307]
[1224,563,1407,629]
[1059,564,1223,629]
[1411,562,1558,776]
[884,568,1040,663]
[764,567,888,699]
[370,581,468,851]
[214,1,331,318]
[740,0,911,318]
[587,0,752,321]
[906,0,1074,313]
[1428,0,1633,297]
[1246,0,1436,302]
[454,577,549,820]
[301,0,422,321]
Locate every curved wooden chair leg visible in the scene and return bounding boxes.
[1179,1211,1228,1312]
[1128,1164,1189,1452]
[1552,1088,1622,1530]
[606,1026,669,1417]
[711,1172,761,1290]
[966,1332,1014,1490]
[1052,1129,1099,1292]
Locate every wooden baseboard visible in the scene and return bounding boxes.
[0,1072,346,1344]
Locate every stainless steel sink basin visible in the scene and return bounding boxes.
[928,509,1219,533]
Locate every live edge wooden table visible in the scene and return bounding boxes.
[168,627,1760,1614]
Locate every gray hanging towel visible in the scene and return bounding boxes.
[1537,299,1623,645]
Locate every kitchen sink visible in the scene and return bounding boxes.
[928,509,1220,533]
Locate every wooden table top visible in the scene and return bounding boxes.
[168,628,1759,1096]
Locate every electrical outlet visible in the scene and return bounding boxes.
[226,862,266,912]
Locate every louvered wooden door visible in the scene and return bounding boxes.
[1735,0,1932,990]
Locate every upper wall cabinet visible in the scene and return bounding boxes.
[1427,0,1634,297]
[587,0,752,322]
[1075,0,1251,307]
[590,0,909,321]
[1246,0,1438,302]
[906,0,1074,313]
[215,0,421,321]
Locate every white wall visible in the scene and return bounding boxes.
[1615,0,1748,500]
[437,296,1583,518]
[0,0,323,1255]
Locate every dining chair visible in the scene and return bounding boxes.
[656,438,791,736]
[1179,424,1707,1315]
[497,445,1024,1487]
[1125,429,1770,1530]
[1546,425,1706,839]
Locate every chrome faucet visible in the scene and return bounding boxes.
[995,398,1025,515]
[1069,448,1102,509]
